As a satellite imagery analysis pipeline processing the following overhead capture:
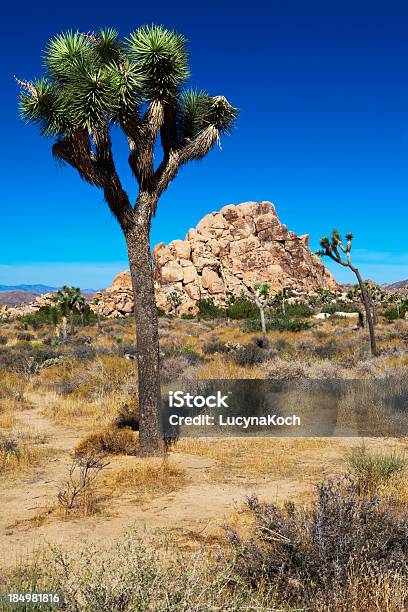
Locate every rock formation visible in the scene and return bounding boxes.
[96,201,338,317]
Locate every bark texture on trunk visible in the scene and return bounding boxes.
[126,196,162,456]
[353,267,378,356]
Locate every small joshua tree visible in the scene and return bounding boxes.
[93,296,102,332]
[166,290,183,316]
[252,282,271,345]
[54,286,83,336]
[317,231,378,356]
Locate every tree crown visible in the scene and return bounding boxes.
[17,26,238,231]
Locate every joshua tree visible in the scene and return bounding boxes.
[316,230,378,356]
[17,27,238,455]
[166,290,183,316]
[252,282,271,345]
[77,294,87,326]
[54,286,83,336]
[93,296,102,332]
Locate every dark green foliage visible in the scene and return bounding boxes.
[0,336,7,345]
[384,305,408,321]
[181,313,195,320]
[244,316,312,333]
[226,298,259,320]
[284,303,313,318]
[321,302,361,314]
[227,477,408,609]
[197,298,226,319]
[157,307,166,317]
[20,305,61,329]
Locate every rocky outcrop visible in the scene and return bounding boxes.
[97,201,337,317]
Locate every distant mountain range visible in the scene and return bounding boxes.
[384,279,408,295]
[0,284,96,294]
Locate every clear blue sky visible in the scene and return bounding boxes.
[1,0,407,288]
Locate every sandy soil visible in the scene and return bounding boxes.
[1,398,405,570]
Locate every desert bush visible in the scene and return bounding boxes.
[347,446,407,495]
[202,338,230,354]
[244,316,311,333]
[314,340,338,359]
[75,427,139,456]
[0,335,7,345]
[384,305,408,321]
[284,303,313,318]
[16,331,34,341]
[57,454,109,516]
[197,298,226,319]
[321,302,361,314]
[230,343,270,367]
[226,477,408,610]
[226,298,258,320]
[160,355,197,383]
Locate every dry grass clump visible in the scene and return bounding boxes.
[38,354,136,400]
[347,445,407,497]
[0,432,50,475]
[2,536,269,611]
[75,426,139,456]
[107,458,186,498]
[0,370,31,426]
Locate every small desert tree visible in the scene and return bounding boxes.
[17,27,238,455]
[316,231,378,356]
[166,290,183,316]
[252,282,271,344]
[54,286,83,336]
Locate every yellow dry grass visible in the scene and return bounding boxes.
[174,437,336,481]
[0,439,52,476]
[105,457,186,498]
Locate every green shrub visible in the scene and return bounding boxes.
[197,298,226,319]
[0,336,7,345]
[321,302,361,314]
[347,446,406,495]
[244,317,311,333]
[181,313,195,319]
[284,303,313,318]
[226,298,258,320]
[383,306,407,321]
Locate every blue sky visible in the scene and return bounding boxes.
[1,0,407,288]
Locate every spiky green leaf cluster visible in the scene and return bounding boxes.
[126,25,189,100]
[18,24,238,160]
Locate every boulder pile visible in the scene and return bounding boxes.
[97,201,338,317]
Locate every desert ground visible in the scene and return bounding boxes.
[0,311,407,610]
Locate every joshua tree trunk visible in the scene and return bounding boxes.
[125,196,162,456]
[61,316,68,341]
[352,266,378,356]
[255,298,267,344]
[69,310,74,335]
